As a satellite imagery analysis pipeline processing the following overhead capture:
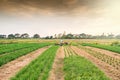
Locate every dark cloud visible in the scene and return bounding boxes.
[0,0,105,16]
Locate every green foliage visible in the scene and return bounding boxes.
[0,43,50,66]
[8,34,15,39]
[33,34,40,38]
[21,33,29,39]
[81,43,120,54]
[111,41,120,46]
[0,35,6,39]
[64,56,110,80]
[11,46,59,80]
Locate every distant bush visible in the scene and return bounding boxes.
[111,41,120,46]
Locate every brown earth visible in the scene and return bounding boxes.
[71,46,120,80]
[85,46,120,59]
[48,46,65,80]
[0,46,49,80]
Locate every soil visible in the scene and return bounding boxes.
[0,46,49,80]
[48,46,65,80]
[71,46,120,80]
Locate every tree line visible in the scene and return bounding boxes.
[59,33,120,39]
[0,33,120,39]
[0,33,40,39]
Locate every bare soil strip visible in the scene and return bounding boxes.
[0,46,49,80]
[85,46,120,59]
[48,46,65,80]
[71,46,120,80]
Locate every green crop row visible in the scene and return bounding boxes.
[0,43,45,55]
[0,43,50,66]
[81,43,120,54]
[64,55,110,80]
[11,46,59,80]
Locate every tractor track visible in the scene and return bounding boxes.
[48,46,65,80]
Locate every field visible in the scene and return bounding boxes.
[0,39,120,80]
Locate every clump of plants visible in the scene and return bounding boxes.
[111,41,120,46]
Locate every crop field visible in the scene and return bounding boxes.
[11,46,59,80]
[0,43,50,66]
[64,46,110,80]
[0,39,120,80]
[81,43,120,53]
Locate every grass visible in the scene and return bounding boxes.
[11,46,59,80]
[64,55,110,80]
[0,39,58,44]
[81,43,120,54]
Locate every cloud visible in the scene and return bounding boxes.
[0,0,105,16]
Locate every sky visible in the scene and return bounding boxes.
[0,0,120,37]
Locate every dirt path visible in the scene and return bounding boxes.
[48,46,65,80]
[71,46,120,80]
[85,46,120,59]
[0,46,49,80]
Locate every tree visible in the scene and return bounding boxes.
[8,34,15,39]
[45,36,50,39]
[0,35,6,39]
[107,33,114,39]
[116,35,120,39]
[49,36,53,39]
[14,33,21,38]
[79,33,87,39]
[21,33,29,38]
[100,33,106,39]
[33,34,40,38]
[65,33,73,39]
